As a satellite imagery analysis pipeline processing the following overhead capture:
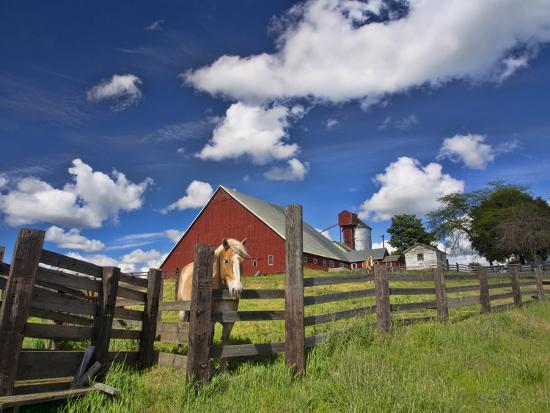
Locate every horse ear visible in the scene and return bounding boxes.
[241,238,247,246]
[222,238,230,250]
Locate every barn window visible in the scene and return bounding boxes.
[323,260,327,266]
[304,257,309,263]
[417,253,424,261]
[252,259,257,267]
[329,260,334,267]
[268,255,274,266]
[313,258,318,264]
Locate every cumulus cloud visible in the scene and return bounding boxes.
[162,180,213,213]
[185,0,550,104]
[165,229,183,242]
[0,176,7,189]
[264,158,309,181]
[359,157,464,221]
[0,159,152,228]
[87,74,143,112]
[438,134,495,170]
[197,103,299,164]
[372,240,396,254]
[68,248,165,273]
[438,134,518,170]
[45,226,105,252]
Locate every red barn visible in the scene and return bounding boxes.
[161,186,387,277]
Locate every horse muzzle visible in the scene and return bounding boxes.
[229,286,242,299]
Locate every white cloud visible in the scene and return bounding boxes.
[326,118,339,129]
[438,134,495,170]
[0,176,7,189]
[499,55,530,82]
[162,180,213,213]
[68,248,166,273]
[197,102,299,165]
[45,226,105,253]
[165,229,183,243]
[87,74,143,112]
[315,227,332,241]
[372,240,396,254]
[359,157,464,221]
[185,0,550,105]
[145,19,164,31]
[264,158,309,181]
[378,114,419,131]
[0,159,152,228]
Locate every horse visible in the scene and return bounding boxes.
[176,238,249,359]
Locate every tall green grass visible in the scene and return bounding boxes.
[27,302,550,413]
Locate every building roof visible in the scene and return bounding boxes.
[221,186,350,261]
[342,247,387,262]
[383,254,403,262]
[403,243,447,255]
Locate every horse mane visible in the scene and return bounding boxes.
[212,239,249,285]
[213,238,249,259]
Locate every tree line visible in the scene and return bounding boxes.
[386,183,550,265]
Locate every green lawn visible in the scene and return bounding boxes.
[29,300,550,413]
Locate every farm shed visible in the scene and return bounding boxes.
[160,186,385,277]
[404,243,447,270]
[383,254,406,270]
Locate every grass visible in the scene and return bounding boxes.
[26,301,550,413]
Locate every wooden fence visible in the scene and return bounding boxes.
[154,205,549,382]
[0,229,162,407]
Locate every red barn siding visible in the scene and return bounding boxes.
[162,189,286,277]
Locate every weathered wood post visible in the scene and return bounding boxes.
[478,267,491,313]
[0,246,4,263]
[285,204,305,376]
[0,229,45,400]
[174,267,180,300]
[139,268,162,367]
[510,266,522,307]
[91,266,120,370]
[534,265,545,301]
[374,263,391,333]
[186,244,214,383]
[433,266,449,322]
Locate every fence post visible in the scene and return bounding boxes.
[374,263,391,333]
[433,266,449,322]
[91,266,120,370]
[139,268,162,368]
[534,265,545,301]
[285,204,305,376]
[0,229,45,398]
[186,244,213,383]
[510,266,522,307]
[175,267,180,300]
[478,267,491,313]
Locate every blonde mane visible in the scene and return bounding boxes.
[213,238,249,259]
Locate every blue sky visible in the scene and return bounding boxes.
[1,0,549,269]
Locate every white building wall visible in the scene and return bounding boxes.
[405,245,446,270]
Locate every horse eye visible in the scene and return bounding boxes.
[224,259,229,264]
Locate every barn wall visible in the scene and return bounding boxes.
[162,189,286,277]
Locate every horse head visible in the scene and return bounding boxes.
[216,238,249,299]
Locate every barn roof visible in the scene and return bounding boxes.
[342,247,388,262]
[221,186,348,261]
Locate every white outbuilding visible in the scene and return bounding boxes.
[404,243,447,270]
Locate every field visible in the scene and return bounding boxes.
[22,270,550,413]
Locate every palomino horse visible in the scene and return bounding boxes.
[177,238,249,355]
[364,255,375,272]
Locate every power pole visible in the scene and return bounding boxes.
[381,235,385,249]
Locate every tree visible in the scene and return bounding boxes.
[428,182,550,264]
[496,201,550,264]
[387,214,435,254]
